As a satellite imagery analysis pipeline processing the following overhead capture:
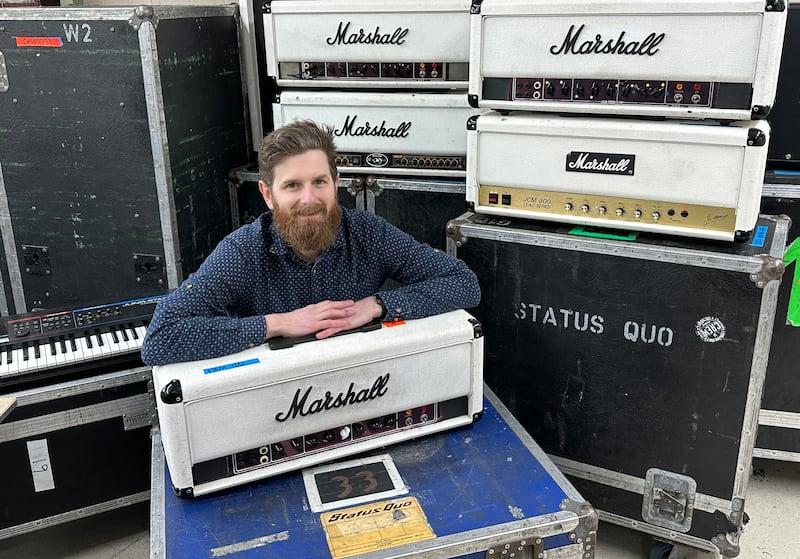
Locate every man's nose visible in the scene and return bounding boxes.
[299,184,318,204]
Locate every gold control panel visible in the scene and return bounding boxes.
[478,186,737,233]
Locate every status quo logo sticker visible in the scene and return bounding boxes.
[695,316,725,343]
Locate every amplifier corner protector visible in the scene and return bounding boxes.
[472,409,484,423]
[261,0,272,14]
[765,0,786,13]
[467,96,479,111]
[751,105,771,119]
[160,379,183,404]
[470,0,483,15]
[468,318,484,339]
[174,486,194,499]
[747,128,767,147]
[272,90,280,103]
[466,113,479,128]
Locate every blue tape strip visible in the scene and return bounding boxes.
[204,358,260,375]
[751,225,768,248]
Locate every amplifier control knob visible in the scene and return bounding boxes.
[580,204,590,213]
[652,211,661,220]
[597,206,607,215]
[615,208,624,216]
[564,202,573,211]
[633,209,643,218]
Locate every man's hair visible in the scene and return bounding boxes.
[258,119,338,187]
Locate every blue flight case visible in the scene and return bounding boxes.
[150,388,598,559]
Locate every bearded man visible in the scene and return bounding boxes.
[141,120,480,366]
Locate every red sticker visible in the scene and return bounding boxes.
[15,37,63,48]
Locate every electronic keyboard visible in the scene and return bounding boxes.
[0,294,165,388]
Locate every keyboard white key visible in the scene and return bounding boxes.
[52,338,67,367]
[30,341,49,373]
[78,332,103,361]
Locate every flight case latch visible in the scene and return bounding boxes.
[642,468,697,533]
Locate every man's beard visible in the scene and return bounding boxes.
[272,201,341,256]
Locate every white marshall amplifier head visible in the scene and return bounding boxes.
[466,112,770,241]
[264,0,470,89]
[469,0,788,120]
[273,90,478,178]
[152,310,484,496]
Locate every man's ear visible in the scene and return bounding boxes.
[258,180,274,210]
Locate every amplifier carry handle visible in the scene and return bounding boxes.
[268,319,383,350]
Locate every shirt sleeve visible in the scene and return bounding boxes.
[140,235,266,366]
[373,219,481,320]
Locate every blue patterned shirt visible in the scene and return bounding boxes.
[141,208,480,365]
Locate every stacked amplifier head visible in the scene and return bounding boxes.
[262,0,477,178]
[466,0,788,241]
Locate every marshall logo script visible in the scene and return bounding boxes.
[275,374,390,422]
[550,24,665,56]
[566,152,635,176]
[327,21,409,46]
[334,114,412,138]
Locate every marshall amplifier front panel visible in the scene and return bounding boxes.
[264,0,470,89]
[273,90,477,178]
[469,0,787,120]
[466,112,770,241]
[153,310,484,496]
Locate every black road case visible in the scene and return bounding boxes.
[756,182,800,461]
[227,165,463,252]
[364,176,466,253]
[447,212,789,557]
[767,3,800,169]
[0,367,154,539]
[0,5,249,314]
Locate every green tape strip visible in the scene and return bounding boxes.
[568,226,638,241]
[783,237,800,327]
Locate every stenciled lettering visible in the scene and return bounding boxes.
[623,321,674,347]
[550,24,665,57]
[334,114,412,139]
[275,374,390,422]
[327,21,409,46]
[514,301,604,334]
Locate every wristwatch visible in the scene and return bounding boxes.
[375,294,388,320]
